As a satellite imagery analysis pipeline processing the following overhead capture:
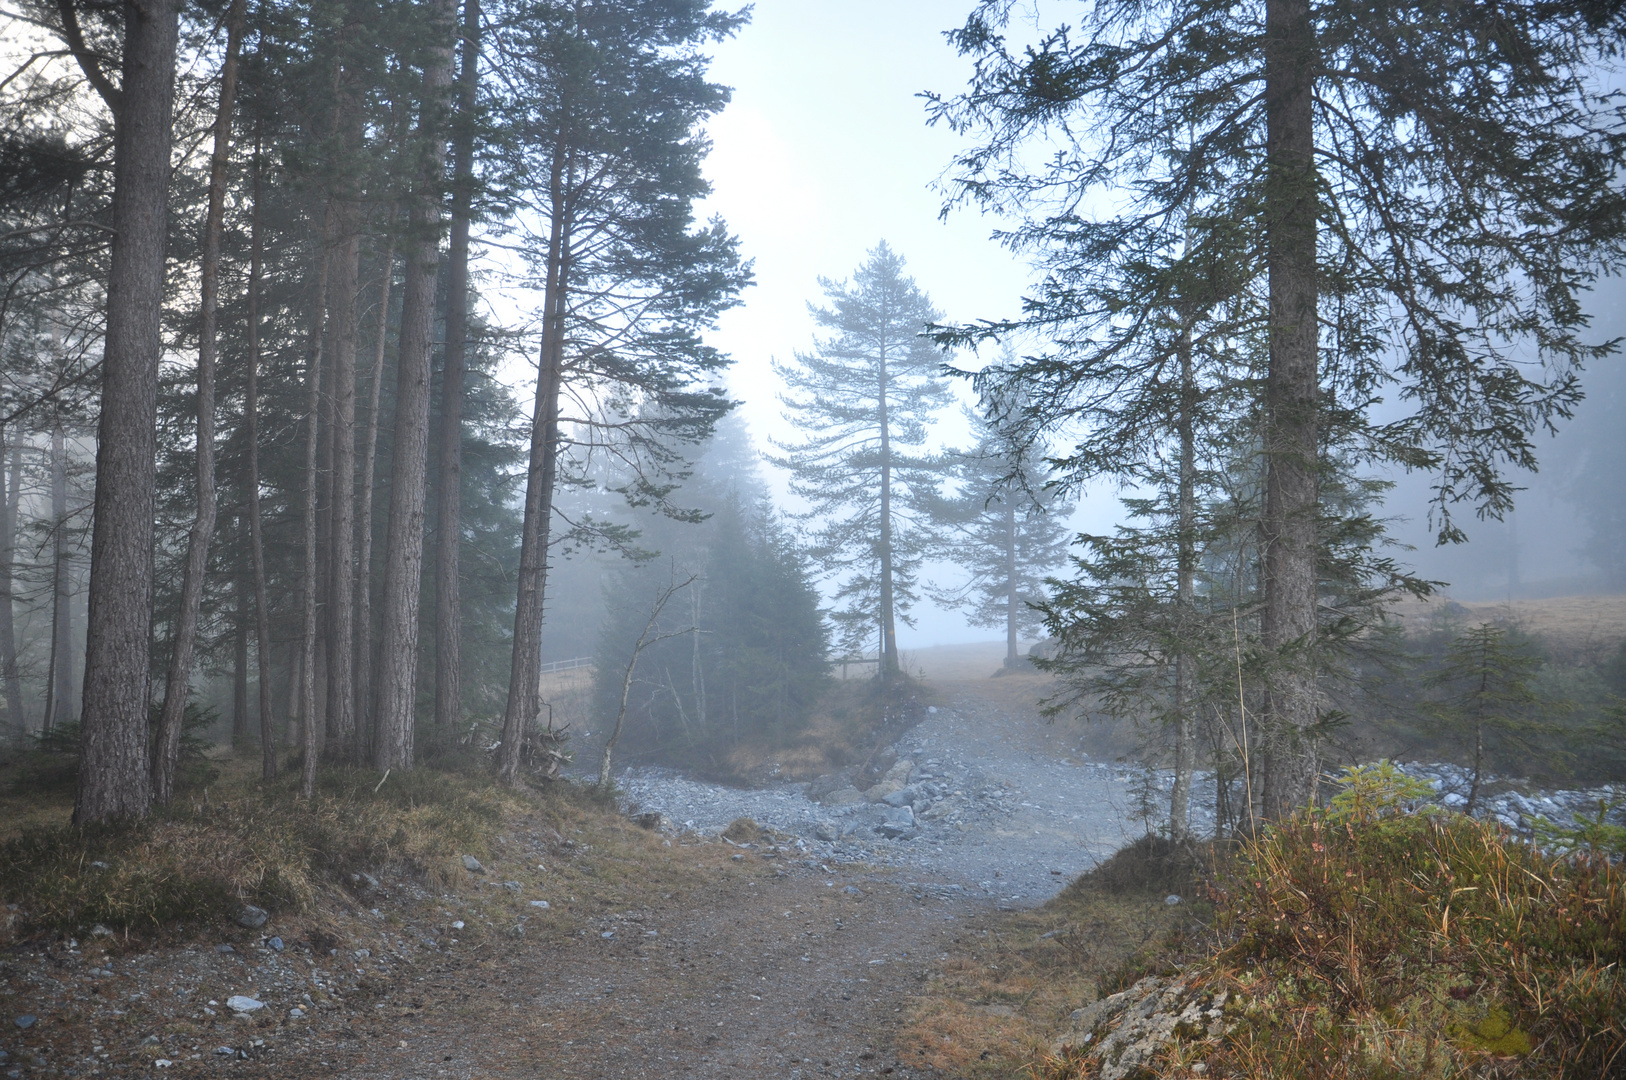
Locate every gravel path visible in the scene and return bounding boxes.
[612,688,1153,909]
[609,682,1625,909]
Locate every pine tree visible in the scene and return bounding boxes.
[771,243,951,681]
[57,0,182,822]
[927,0,1626,816]
[488,0,750,784]
[593,493,830,775]
[928,404,1073,672]
[1425,623,1553,814]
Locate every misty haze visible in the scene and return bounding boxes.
[1,1,1623,1078]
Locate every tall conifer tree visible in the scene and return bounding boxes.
[771,243,951,680]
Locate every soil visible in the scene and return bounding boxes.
[0,653,1127,1080]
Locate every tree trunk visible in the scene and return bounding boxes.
[152,0,244,803]
[354,233,395,762]
[434,0,480,732]
[496,139,570,786]
[1003,499,1018,669]
[48,425,75,731]
[324,85,363,761]
[232,564,249,747]
[597,576,693,788]
[374,0,456,771]
[0,433,22,732]
[300,241,333,797]
[74,0,181,824]
[877,329,898,683]
[245,135,277,781]
[1259,0,1321,819]
[1169,317,1197,840]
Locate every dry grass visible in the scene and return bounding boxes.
[1033,767,1626,1080]
[1394,593,1626,664]
[0,744,748,951]
[0,755,530,940]
[899,837,1213,1078]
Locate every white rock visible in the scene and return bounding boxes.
[226,996,264,1013]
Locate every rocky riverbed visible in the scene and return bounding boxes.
[609,688,1624,911]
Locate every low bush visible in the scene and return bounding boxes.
[1042,762,1626,1079]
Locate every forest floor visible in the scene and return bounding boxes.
[0,648,1180,1080]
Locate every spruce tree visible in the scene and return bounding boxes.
[928,0,1626,816]
[929,404,1073,672]
[771,243,952,680]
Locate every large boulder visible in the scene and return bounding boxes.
[876,804,917,839]
[822,786,866,807]
[807,770,855,801]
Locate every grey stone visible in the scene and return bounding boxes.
[822,787,865,807]
[13,1014,35,1030]
[215,944,235,954]
[462,855,485,873]
[266,937,284,952]
[502,880,523,891]
[1165,894,1182,905]
[226,996,264,1013]
[864,780,905,804]
[529,900,550,909]
[235,905,269,929]
[814,822,839,842]
[807,772,854,801]
[881,787,914,808]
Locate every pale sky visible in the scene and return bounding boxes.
[693,0,1109,648]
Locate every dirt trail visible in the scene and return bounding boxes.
[1,660,1117,1079]
[326,870,965,1079]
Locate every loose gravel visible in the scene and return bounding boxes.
[609,688,1625,909]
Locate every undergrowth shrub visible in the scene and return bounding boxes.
[1207,764,1626,1078]
[1043,763,1625,1079]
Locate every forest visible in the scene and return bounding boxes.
[3,0,1619,820]
[1,0,1625,1076]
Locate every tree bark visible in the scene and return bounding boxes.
[1259,0,1322,819]
[1169,316,1197,840]
[245,134,277,781]
[153,0,244,803]
[434,0,480,731]
[432,0,474,735]
[0,433,22,732]
[877,322,898,683]
[374,0,457,770]
[232,562,249,747]
[354,234,395,762]
[74,0,181,824]
[300,240,333,797]
[496,137,569,786]
[324,54,364,761]
[1003,499,1018,669]
[46,424,74,731]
